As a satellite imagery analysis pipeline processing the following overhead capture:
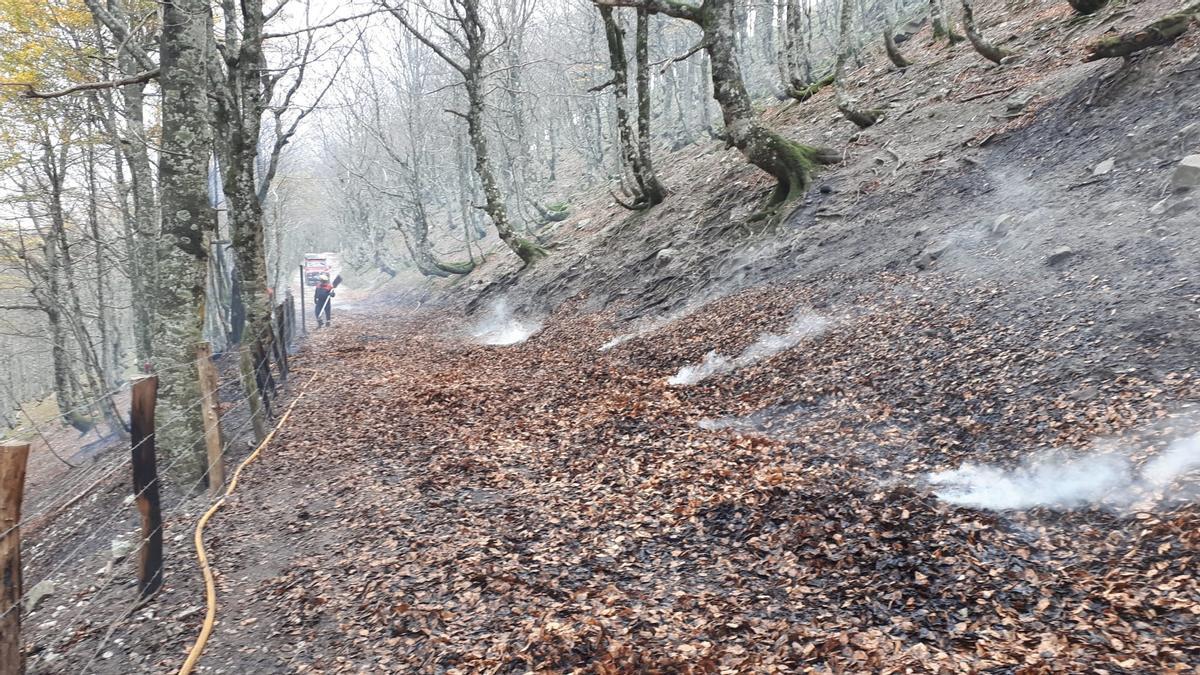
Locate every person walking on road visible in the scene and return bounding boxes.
[314,273,335,327]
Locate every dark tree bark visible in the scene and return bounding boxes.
[595,6,665,209]
[1068,0,1109,14]
[635,9,667,205]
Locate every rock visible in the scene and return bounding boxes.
[1151,197,1195,219]
[989,214,1016,238]
[915,241,951,270]
[655,248,679,265]
[1092,158,1115,176]
[1171,154,1200,190]
[111,535,136,562]
[893,18,926,42]
[1004,90,1037,113]
[174,606,204,621]
[23,580,55,613]
[1046,246,1074,266]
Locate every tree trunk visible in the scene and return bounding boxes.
[1084,3,1198,60]
[930,0,964,43]
[84,142,120,390]
[465,73,546,264]
[597,6,662,209]
[884,29,913,67]
[157,0,216,481]
[634,9,667,205]
[214,0,272,348]
[394,216,476,278]
[835,0,883,128]
[388,0,546,265]
[684,0,836,219]
[962,0,1012,64]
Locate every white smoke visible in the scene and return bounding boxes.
[471,300,542,346]
[668,314,828,386]
[929,432,1200,510]
[599,333,635,351]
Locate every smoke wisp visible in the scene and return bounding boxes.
[471,300,542,346]
[668,314,828,386]
[929,432,1200,510]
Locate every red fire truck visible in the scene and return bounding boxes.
[303,254,331,286]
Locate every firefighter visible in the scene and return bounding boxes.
[314,273,335,327]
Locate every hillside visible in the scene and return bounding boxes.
[16,0,1200,671]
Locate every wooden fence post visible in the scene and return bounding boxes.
[0,441,30,675]
[239,346,269,442]
[286,295,296,347]
[273,306,289,382]
[298,265,307,335]
[130,376,163,600]
[196,344,225,497]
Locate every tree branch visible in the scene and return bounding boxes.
[593,0,702,22]
[0,69,160,100]
[588,78,617,92]
[654,39,709,73]
[82,0,157,71]
[380,1,468,74]
[260,8,393,40]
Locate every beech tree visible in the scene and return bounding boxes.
[385,0,547,265]
[595,6,666,209]
[595,0,838,221]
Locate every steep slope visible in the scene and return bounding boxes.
[454,0,1198,376]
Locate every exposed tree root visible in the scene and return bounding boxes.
[837,100,885,128]
[884,30,914,67]
[787,73,835,102]
[963,0,1014,64]
[1084,2,1199,61]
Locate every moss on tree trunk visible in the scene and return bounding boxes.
[1084,3,1198,60]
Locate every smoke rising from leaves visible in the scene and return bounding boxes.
[472,300,542,345]
[668,314,829,386]
[929,432,1200,510]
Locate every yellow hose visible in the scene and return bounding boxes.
[178,373,317,675]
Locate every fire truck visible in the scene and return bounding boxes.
[303,254,333,286]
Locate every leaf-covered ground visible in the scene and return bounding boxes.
[147,271,1200,674]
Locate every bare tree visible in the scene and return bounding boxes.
[596,0,838,222]
[386,0,547,265]
[595,6,666,209]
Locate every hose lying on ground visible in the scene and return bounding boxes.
[178,372,317,675]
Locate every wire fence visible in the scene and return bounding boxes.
[0,295,303,673]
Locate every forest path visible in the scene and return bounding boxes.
[174,279,1198,673]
